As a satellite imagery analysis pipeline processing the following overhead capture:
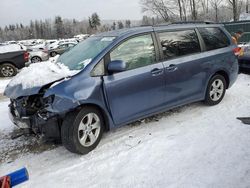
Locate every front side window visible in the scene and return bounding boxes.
[198,27,230,51]
[110,34,156,70]
[158,30,201,60]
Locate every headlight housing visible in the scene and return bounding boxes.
[43,95,55,106]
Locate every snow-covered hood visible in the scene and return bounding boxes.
[4,61,79,99]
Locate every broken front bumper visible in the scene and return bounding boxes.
[8,105,61,139]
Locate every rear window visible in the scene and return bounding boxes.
[198,27,230,51]
[158,29,201,60]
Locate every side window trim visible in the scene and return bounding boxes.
[90,58,105,77]
[195,28,206,52]
[154,31,164,61]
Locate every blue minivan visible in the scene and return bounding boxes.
[5,23,238,154]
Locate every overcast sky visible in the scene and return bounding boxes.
[0,0,142,27]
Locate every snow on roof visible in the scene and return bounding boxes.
[0,44,24,54]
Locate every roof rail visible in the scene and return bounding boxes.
[171,21,215,25]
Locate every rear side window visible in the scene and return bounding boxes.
[158,29,201,60]
[198,27,230,51]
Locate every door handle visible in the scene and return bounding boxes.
[151,68,163,76]
[166,64,178,72]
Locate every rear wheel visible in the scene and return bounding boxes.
[0,63,17,77]
[204,74,226,106]
[61,107,104,154]
[31,56,42,63]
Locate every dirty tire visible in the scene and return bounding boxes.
[61,107,104,154]
[0,63,17,77]
[31,56,42,63]
[204,74,226,106]
[50,51,57,57]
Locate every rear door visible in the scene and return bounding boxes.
[156,29,206,106]
[103,33,166,125]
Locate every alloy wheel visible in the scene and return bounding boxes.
[209,79,224,101]
[78,113,101,147]
[1,65,15,77]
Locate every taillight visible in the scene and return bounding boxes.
[42,49,48,54]
[24,51,29,62]
[233,47,242,56]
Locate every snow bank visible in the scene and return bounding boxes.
[0,44,25,53]
[0,100,14,132]
[8,61,79,89]
[0,78,11,94]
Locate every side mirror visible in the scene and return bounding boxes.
[108,60,126,73]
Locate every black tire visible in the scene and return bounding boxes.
[31,56,42,63]
[0,63,17,77]
[61,107,104,154]
[50,51,57,57]
[204,74,226,106]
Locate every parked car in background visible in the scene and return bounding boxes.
[49,42,77,57]
[239,42,250,52]
[0,45,29,77]
[74,34,90,41]
[27,48,49,63]
[5,23,238,154]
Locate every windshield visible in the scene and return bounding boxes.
[57,36,116,70]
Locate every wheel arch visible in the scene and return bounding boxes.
[0,61,17,68]
[31,56,42,61]
[212,70,230,89]
[74,103,111,132]
[203,69,230,100]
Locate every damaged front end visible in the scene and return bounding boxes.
[8,84,62,140]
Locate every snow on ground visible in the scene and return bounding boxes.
[0,74,250,188]
[0,78,11,94]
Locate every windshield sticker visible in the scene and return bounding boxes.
[101,37,116,42]
[79,58,92,68]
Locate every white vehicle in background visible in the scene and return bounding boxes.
[7,41,17,44]
[48,42,77,57]
[47,39,78,50]
[74,34,90,41]
[27,48,49,63]
[47,40,57,44]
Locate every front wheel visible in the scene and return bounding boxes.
[204,74,226,106]
[61,107,104,154]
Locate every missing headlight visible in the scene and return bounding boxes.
[43,95,55,106]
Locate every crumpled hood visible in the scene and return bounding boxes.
[4,79,62,99]
[4,61,79,99]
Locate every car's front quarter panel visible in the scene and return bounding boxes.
[44,72,115,128]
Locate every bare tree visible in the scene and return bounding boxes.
[200,0,209,19]
[181,0,188,21]
[140,0,176,22]
[210,0,224,22]
[177,0,183,20]
[227,0,244,21]
[189,0,197,20]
